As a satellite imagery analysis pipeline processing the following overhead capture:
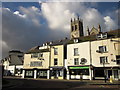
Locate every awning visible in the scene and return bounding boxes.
[50,66,65,70]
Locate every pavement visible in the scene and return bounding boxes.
[2,76,120,89]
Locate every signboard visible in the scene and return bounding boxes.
[69,66,89,69]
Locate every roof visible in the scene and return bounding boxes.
[9,50,23,53]
[49,38,70,46]
[68,29,120,44]
[26,46,50,54]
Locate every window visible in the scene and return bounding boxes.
[69,69,89,75]
[99,46,107,53]
[31,53,38,58]
[116,55,120,64]
[54,58,58,65]
[30,61,42,67]
[54,48,58,55]
[74,58,79,65]
[39,53,43,57]
[75,25,77,30]
[74,48,79,56]
[100,57,108,64]
[71,26,74,31]
[26,71,33,76]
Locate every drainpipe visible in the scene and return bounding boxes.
[89,41,93,80]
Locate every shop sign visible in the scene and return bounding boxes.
[69,66,89,69]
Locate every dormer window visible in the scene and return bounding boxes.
[74,38,79,43]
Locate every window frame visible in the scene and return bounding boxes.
[54,58,58,65]
[99,46,107,53]
[100,56,108,64]
[54,48,58,55]
[74,58,79,65]
[74,48,79,56]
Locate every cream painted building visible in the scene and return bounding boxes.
[91,37,120,80]
[22,45,50,79]
[49,39,68,79]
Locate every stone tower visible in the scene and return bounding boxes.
[70,17,84,39]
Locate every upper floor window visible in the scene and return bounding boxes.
[54,58,58,65]
[31,53,38,58]
[100,56,108,64]
[74,58,79,65]
[54,48,58,55]
[74,48,79,56]
[99,46,107,53]
[116,55,120,64]
[39,53,43,57]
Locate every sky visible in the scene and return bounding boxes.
[1,1,120,59]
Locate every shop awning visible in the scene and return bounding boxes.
[69,66,89,69]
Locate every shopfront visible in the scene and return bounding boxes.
[37,69,47,78]
[93,67,120,80]
[50,66,66,79]
[68,66,91,80]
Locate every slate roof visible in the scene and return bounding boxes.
[26,46,50,54]
[68,29,120,44]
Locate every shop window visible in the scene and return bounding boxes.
[74,48,79,56]
[69,69,89,75]
[116,55,120,64]
[54,59,58,65]
[94,69,104,77]
[74,58,79,65]
[100,57,108,64]
[26,71,33,76]
[99,46,107,53]
[54,48,58,55]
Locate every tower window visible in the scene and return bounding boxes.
[74,48,79,56]
[71,26,74,31]
[75,25,77,30]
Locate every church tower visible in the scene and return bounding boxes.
[70,17,84,39]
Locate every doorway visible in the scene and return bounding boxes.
[108,70,112,79]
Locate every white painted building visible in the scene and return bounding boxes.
[66,30,120,80]
[67,41,92,80]
[2,50,24,76]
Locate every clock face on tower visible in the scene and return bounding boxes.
[72,31,78,38]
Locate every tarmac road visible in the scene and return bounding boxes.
[2,77,120,90]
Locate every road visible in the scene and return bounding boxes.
[2,78,120,90]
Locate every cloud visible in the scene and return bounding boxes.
[2,2,118,59]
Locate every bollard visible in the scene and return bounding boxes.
[110,76,113,83]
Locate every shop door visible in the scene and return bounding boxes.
[54,70,58,79]
[114,70,118,79]
[108,70,112,78]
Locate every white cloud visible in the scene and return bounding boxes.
[104,16,117,30]
[13,11,26,18]
[2,2,118,58]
